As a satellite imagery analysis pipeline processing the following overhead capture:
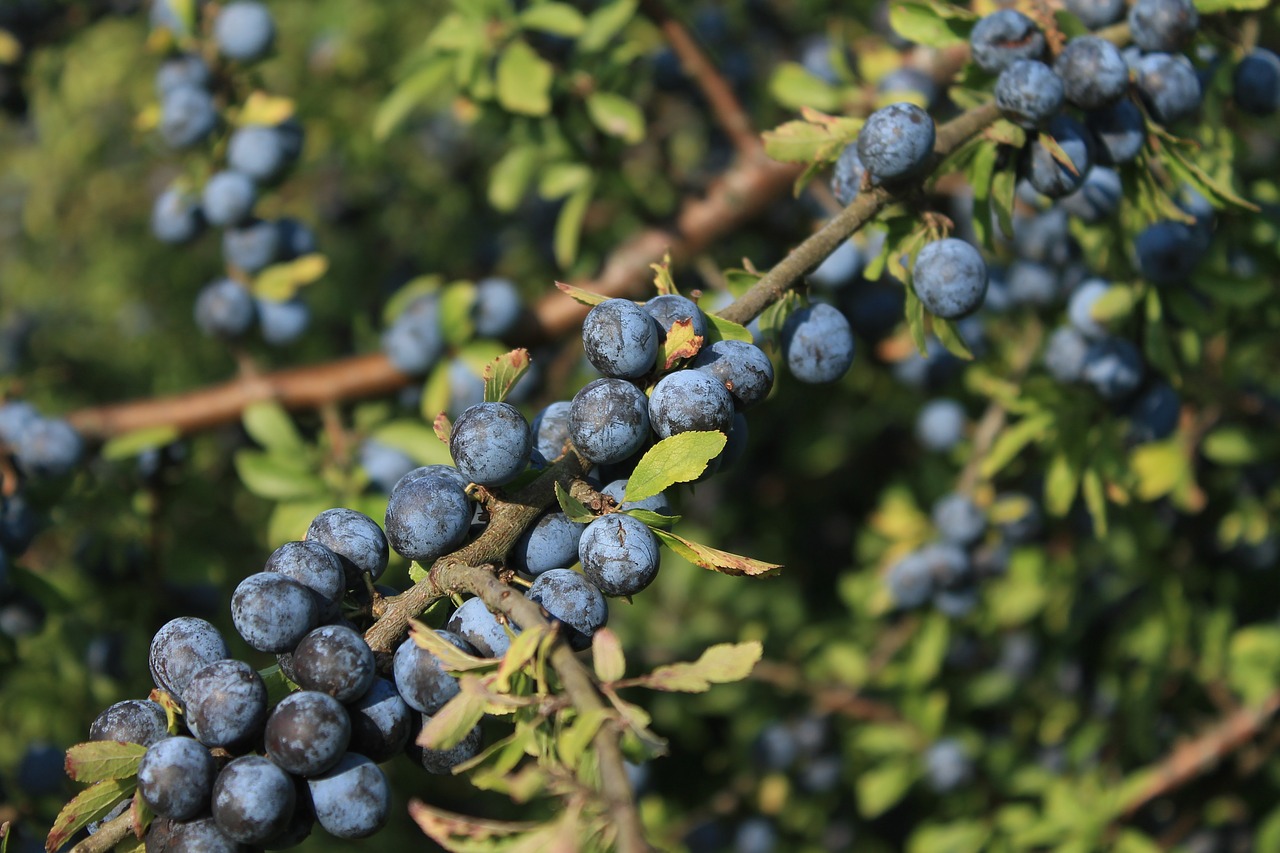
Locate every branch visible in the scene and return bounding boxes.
[1116,689,1280,820]
[718,101,1002,326]
[638,0,759,156]
[69,811,132,853]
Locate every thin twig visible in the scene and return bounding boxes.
[638,0,759,156]
[69,811,132,853]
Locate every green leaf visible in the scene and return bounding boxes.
[1090,286,1138,324]
[46,778,136,853]
[496,41,554,116]
[625,432,727,502]
[488,145,540,212]
[932,317,974,360]
[585,92,645,144]
[651,527,781,577]
[257,663,295,705]
[622,508,681,528]
[439,280,478,348]
[558,707,610,771]
[410,619,492,672]
[705,311,753,344]
[592,627,626,683]
[483,349,532,403]
[761,117,859,164]
[768,63,841,112]
[374,58,454,141]
[888,1,974,47]
[553,280,610,307]
[1194,0,1268,9]
[857,759,916,818]
[64,742,146,784]
[639,641,762,692]
[990,165,1016,238]
[1044,449,1081,517]
[1053,9,1090,38]
[1228,626,1280,704]
[554,181,594,268]
[417,682,488,750]
[907,822,991,853]
[233,450,326,501]
[243,401,305,453]
[1130,440,1187,501]
[494,623,545,691]
[980,413,1054,479]
[370,420,454,466]
[253,254,329,301]
[1081,466,1108,536]
[1202,426,1263,465]
[517,2,586,35]
[578,0,636,52]
[555,482,596,524]
[100,425,181,462]
[537,162,592,200]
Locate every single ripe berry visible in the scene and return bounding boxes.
[1055,37,1129,110]
[579,514,662,598]
[581,298,661,379]
[856,103,936,183]
[912,239,988,319]
[995,60,1064,128]
[780,304,855,384]
[969,10,1045,73]
[449,402,532,487]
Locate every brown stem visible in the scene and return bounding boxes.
[1116,689,1280,820]
[717,102,1002,327]
[70,811,132,853]
[638,0,760,156]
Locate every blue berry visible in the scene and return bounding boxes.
[582,298,661,379]
[529,400,572,467]
[1044,325,1089,383]
[1135,220,1200,286]
[449,402,531,487]
[1234,49,1280,116]
[159,86,217,149]
[1064,0,1125,28]
[1055,37,1129,110]
[1021,116,1093,199]
[276,216,316,258]
[568,378,651,465]
[212,755,296,844]
[446,597,514,657]
[648,370,735,439]
[394,631,471,713]
[306,508,390,584]
[921,542,971,589]
[255,296,309,345]
[809,238,863,288]
[734,819,778,853]
[933,494,985,546]
[223,218,282,273]
[970,10,1045,74]
[138,736,217,820]
[1085,100,1146,165]
[148,617,230,703]
[1136,53,1203,126]
[692,340,775,410]
[925,739,972,792]
[408,717,484,774]
[91,700,169,748]
[916,398,966,452]
[526,569,609,651]
[0,401,37,446]
[155,54,210,96]
[830,143,865,207]
[384,467,472,562]
[1127,381,1180,443]
[232,572,319,653]
[307,753,390,839]
[381,295,443,375]
[1128,0,1198,53]
[194,279,255,339]
[347,677,412,762]
[887,551,933,609]
[147,816,241,851]
[151,187,204,244]
[201,170,256,227]
[265,691,351,777]
[934,586,979,618]
[15,417,82,478]
[510,510,585,577]
[1081,337,1145,400]
[912,238,988,319]
[227,125,289,184]
[357,438,415,494]
[1060,167,1122,222]
[446,357,486,417]
[644,294,708,339]
[1068,279,1112,340]
[293,625,376,703]
[780,303,855,384]
[877,66,938,107]
[183,659,268,749]
[215,1,276,62]
[995,60,1064,128]
[579,514,661,597]
[857,103,936,183]
[1012,207,1075,266]
[472,277,523,337]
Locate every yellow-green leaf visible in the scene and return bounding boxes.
[64,742,146,784]
[409,619,492,672]
[857,760,916,818]
[706,311,753,343]
[417,683,488,750]
[518,2,586,35]
[585,92,645,144]
[46,778,136,853]
[652,528,781,577]
[253,254,329,301]
[625,432,727,503]
[100,426,181,462]
[243,401,305,453]
[592,627,626,683]
[488,145,540,212]
[554,281,610,307]
[496,41,553,116]
[555,482,596,524]
[639,641,762,693]
[483,349,532,403]
[236,91,295,126]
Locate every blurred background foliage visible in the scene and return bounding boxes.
[1,0,1280,852]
